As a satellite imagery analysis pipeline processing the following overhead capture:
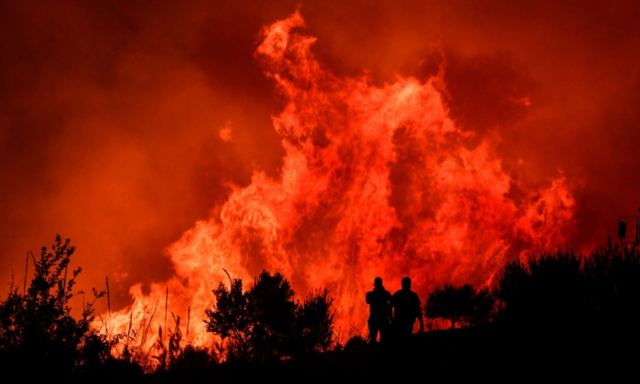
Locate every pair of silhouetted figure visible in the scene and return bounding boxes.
[365,276,424,343]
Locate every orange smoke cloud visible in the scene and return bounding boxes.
[104,11,575,350]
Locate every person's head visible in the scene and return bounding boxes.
[401,276,411,290]
[374,277,383,288]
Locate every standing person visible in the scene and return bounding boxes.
[365,277,392,343]
[391,276,424,339]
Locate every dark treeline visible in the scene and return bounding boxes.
[426,246,640,331]
[1,235,640,380]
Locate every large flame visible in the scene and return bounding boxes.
[104,11,575,351]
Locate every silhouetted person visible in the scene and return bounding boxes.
[391,276,424,339]
[365,277,391,343]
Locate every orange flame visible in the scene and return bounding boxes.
[102,11,575,353]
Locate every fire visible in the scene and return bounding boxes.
[103,11,575,352]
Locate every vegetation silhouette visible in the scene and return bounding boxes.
[0,235,141,378]
[494,245,640,334]
[426,284,494,328]
[205,271,334,362]
[2,236,640,380]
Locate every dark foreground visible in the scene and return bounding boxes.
[5,324,637,382]
[144,326,638,382]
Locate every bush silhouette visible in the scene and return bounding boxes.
[583,245,640,329]
[494,246,640,334]
[292,289,333,354]
[205,271,333,362]
[496,251,590,329]
[0,235,114,376]
[426,284,495,328]
[343,335,368,353]
[205,278,252,360]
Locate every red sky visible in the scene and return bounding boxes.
[1,0,639,309]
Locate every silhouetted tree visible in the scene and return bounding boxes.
[248,271,297,360]
[426,284,495,328]
[205,271,333,362]
[0,235,113,376]
[205,278,252,360]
